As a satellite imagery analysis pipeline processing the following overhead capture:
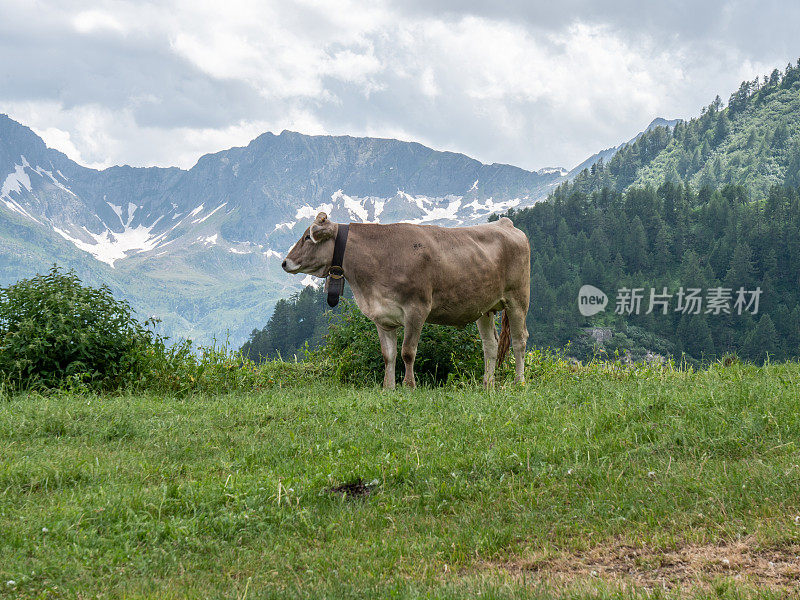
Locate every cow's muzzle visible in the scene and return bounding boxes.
[282,258,301,273]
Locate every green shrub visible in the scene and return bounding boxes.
[0,266,328,395]
[312,300,484,386]
[0,266,151,391]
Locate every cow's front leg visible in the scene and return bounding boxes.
[376,325,398,389]
[476,312,499,388]
[400,312,425,389]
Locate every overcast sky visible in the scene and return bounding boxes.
[1,0,798,172]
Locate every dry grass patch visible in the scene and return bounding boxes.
[480,537,800,593]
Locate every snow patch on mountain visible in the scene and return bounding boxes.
[32,165,77,197]
[279,188,530,235]
[273,220,297,232]
[107,201,124,223]
[295,203,333,220]
[193,203,227,224]
[406,197,462,223]
[373,198,386,220]
[53,221,163,267]
[301,275,321,288]
[2,197,43,224]
[1,158,44,224]
[334,189,368,221]
[1,161,33,198]
[537,167,568,176]
[397,190,426,213]
[464,197,522,218]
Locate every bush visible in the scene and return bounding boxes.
[312,300,485,386]
[0,266,328,395]
[0,266,151,391]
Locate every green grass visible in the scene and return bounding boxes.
[2,360,800,598]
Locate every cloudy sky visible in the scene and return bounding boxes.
[1,0,798,172]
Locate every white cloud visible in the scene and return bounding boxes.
[166,0,388,101]
[326,47,385,93]
[0,0,796,171]
[72,10,126,35]
[419,67,438,98]
[31,127,85,164]
[4,101,333,169]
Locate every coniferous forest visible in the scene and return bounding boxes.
[239,285,342,361]
[503,182,800,363]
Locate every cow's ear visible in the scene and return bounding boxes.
[310,213,335,242]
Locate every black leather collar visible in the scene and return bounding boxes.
[326,223,349,307]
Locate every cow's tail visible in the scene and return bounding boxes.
[496,310,511,365]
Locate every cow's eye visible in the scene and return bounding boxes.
[304,235,311,241]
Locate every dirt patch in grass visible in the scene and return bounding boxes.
[480,537,800,592]
[327,478,377,498]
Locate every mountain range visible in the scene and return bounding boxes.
[0,113,671,346]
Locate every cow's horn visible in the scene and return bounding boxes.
[315,212,328,223]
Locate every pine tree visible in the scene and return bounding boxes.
[624,216,648,272]
[785,143,800,187]
[677,314,715,361]
[653,225,673,274]
[714,113,730,146]
[773,123,789,148]
[744,314,780,362]
[724,242,754,290]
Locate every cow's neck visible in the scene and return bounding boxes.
[340,222,363,295]
[339,223,384,318]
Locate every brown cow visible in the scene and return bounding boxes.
[282,213,530,388]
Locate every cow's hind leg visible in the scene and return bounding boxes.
[376,325,398,389]
[476,312,499,388]
[506,301,529,384]
[400,311,425,389]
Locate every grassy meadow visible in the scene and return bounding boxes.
[2,358,800,599]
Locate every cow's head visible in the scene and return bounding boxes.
[281,212,337,277]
